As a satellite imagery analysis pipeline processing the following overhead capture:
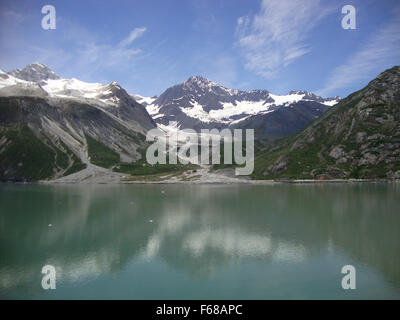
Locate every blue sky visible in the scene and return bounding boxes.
[0,0,399,97]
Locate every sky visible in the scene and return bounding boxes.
[0,0,399,98]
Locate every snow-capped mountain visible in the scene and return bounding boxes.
[1,64,155,131]
[136,76,340,135]
[0,63,156,181]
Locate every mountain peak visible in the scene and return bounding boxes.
[8,63,60,82]
[30,62,47,68]
[108,81,122,89]
[186,75,209,82]
[183,75,217,88]
[289,90,309,95]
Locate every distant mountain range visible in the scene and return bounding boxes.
[1,62,398,181]
[134,75,340,137]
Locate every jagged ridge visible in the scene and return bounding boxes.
[137,75,340,136]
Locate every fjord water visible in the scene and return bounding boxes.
[0,183,399,299]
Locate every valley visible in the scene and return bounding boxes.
[0,63,399,183]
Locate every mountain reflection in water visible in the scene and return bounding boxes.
[0,183,399,299]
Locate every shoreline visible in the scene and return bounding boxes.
[1,178,398,185]
[3,164,398,186]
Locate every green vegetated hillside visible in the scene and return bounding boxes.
[86,133,120,168]
[0,124,86,181]
[85,135,192,176]
[252,66,400,180]
[0,124,188,181]
[0,94,148,182]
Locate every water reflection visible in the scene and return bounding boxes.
[0,183,399,297]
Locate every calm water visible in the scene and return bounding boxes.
[0,183,399,299]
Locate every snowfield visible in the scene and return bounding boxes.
[42,79,124,106]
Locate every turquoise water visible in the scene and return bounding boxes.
[0,183,399,299]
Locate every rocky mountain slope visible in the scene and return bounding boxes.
[136,76,339,137]
[253,66,400,180]
[0,64,156,181]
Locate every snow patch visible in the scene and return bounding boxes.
[210,100,274,121]
[180,100,213,123]
[134,94,157,105]
[0,72,28,89]
[145,103,162,116]
[269,93,305,105]
[322,99,339,106]
[43,78,103,98]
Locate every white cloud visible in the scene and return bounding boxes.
[317,15,400,96]
[78,42,142,69]
[119,27,147,47]
[59,26,147,77]
[76,27,147,70]
[235,0,333,78]
[0,17,148,79]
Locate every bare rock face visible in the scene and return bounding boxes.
[368,133,387,141]
[356,132,367,143]
[266,156,289,175]
[329,146,345,160]
[359,153,378,166]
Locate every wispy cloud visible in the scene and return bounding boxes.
[74,26,147,71]
[44,25,147,78]
[235,0,333,78]
[0,10,148,78]
[119,27,147,47]
[317,13,400,96]
[78,41,142,69]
